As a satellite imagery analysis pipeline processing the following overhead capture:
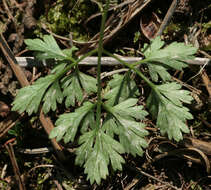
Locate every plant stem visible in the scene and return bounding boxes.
[103,49,156,90]
[56,48,98,79]
[96,0,110,129]
[131,58,151,66]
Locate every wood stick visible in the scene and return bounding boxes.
[0,36,29,86]
[201,70,211,97]
[5,143,26,190]
[15,56,211,67]
[155,0,178,37]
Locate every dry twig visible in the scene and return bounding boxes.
[130,166,180,190]
[201,70,211,97]
[155,0,178,37]
[15,56,211,67]
[5,142,26,190]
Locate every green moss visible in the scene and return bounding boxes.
[202,21,211,32]
[36,0,97,41]
[163,22,183,34]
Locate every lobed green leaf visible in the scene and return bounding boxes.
[75,130,95,166]
[42,80,63,114]
[103,74,139,106]
[143,36,197,82]
[62,46,78,57]
[76,130,125,185]
[103,98,148,156]
[25,35,68,60]
[79,72,97,93]
[147,82,193,141]
[84,137,109,185]
[61,71,97,108]
[49,101,95,143]
[80,111,95,134]
[12,75,55,115]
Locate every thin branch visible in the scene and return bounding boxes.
[5,143,26,190]
[133,166,180,190]
[15,56,211,67]
[101,68,129,79]
[155,0,178,37]
[17,147,53,154]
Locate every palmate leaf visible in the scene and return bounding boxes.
[147,82,193,141]
[103,98,149,156]
[103,73,139,106]
[25,35,68,60]
[75,129,125,185]
[143,37,197,82]
[49,101,95,143]
[61,71,97,107]
[12,75,56,115]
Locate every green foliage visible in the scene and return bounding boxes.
[8,122,24,138]
[38,0,96,41]
[50,101,95,143]
[147,82,193,141]
[143,37,197,82]
[50,98,148,185]
[76,129,125,184]
[74,98,148,184]
[61,71,97,107]
[201,21,211,33]
[103,98,149,156]
[25,35,68,60]
[12,75,56,115]
[134,31,141,43]
[103,73,139,106]
[42,80,63,114]
[12,20,197,184]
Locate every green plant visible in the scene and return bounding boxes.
[36,0,95,40]
[12,0,197,185]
